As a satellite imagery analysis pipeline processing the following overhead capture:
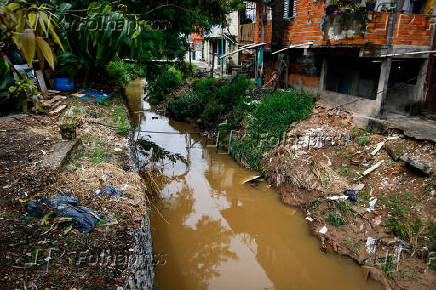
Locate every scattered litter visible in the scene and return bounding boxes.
[362,160,384,176]
[24,201,45,218]
[24,194,100,233]
[327,195,348,201]
[344,189,358,202]
[371,141,384,156]
[366,197,377,212]
[120,184,130,191]
[366,237,377,254]
[73,90,111,102]
[114,147,122,152]
[54,206,100,233]
[242,175,262,184]
[41,150,47,155]
[41,194,78,208]
[318,225,328,234]
[305,216,313,222]
[99,185,123,197]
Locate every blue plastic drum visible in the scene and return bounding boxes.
[54,77,74,91]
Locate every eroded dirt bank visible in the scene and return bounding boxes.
[0,95,153,288]
[262,101,436,289]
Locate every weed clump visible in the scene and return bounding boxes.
[106,60,146,85]
[231,91,314,169]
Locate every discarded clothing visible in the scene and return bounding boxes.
[24,194,100,233]
[42,194,78,208]
[54,206,100,233]
[344,190,358,202]
[24,201,45,218]
[99,185,123,197]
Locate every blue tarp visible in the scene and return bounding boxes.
[75,90,111,102]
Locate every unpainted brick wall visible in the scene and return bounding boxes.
[251,1,434,47]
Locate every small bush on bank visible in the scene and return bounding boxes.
[167,93,205,121]
[174,61,196,79]
[106,60,146,85]
[231,91,314,169]
[167,76,253,128]
[148,67,182,105]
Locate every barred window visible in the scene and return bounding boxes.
[284,0,296,19]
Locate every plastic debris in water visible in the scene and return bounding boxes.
[242,175,262,184]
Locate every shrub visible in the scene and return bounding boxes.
[167,93,205,121]
[327,213,345,226]
[174,61,195,78]
[167,76,252,127]
[106,60,146,85]
[249,91,314,139]
[148,67,182,105]
[231,90,314,169]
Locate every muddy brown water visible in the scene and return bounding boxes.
[126,79,383,290]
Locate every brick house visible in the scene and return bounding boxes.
[237,0,436,122]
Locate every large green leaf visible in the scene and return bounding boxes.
[18,28,36,66]
[36,36,55,69]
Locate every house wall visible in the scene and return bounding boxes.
[250,0,434,48]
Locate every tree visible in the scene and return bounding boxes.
[0,0,64,69]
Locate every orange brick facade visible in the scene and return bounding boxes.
[243,0,434,48]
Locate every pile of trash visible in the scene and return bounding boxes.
[25,193,101,233]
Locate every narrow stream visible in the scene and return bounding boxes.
[126,79,382,290]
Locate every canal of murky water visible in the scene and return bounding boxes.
[126,79,382,290]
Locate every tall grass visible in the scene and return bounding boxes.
[231,91,314,170]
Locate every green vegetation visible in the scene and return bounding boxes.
[381,256,395,278]
[148,67,183,105]
[231,91,314,169]
[310,199,322,209]
[327,212,345,226]
[167,76,252,126]
[106,60,146,85]
[111,106,130,136]
[152,74,314,170]
[385,195,423,242]
[358,137,370,145]
[338,167,350,176]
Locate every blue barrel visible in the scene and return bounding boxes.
[54,77,74,91]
